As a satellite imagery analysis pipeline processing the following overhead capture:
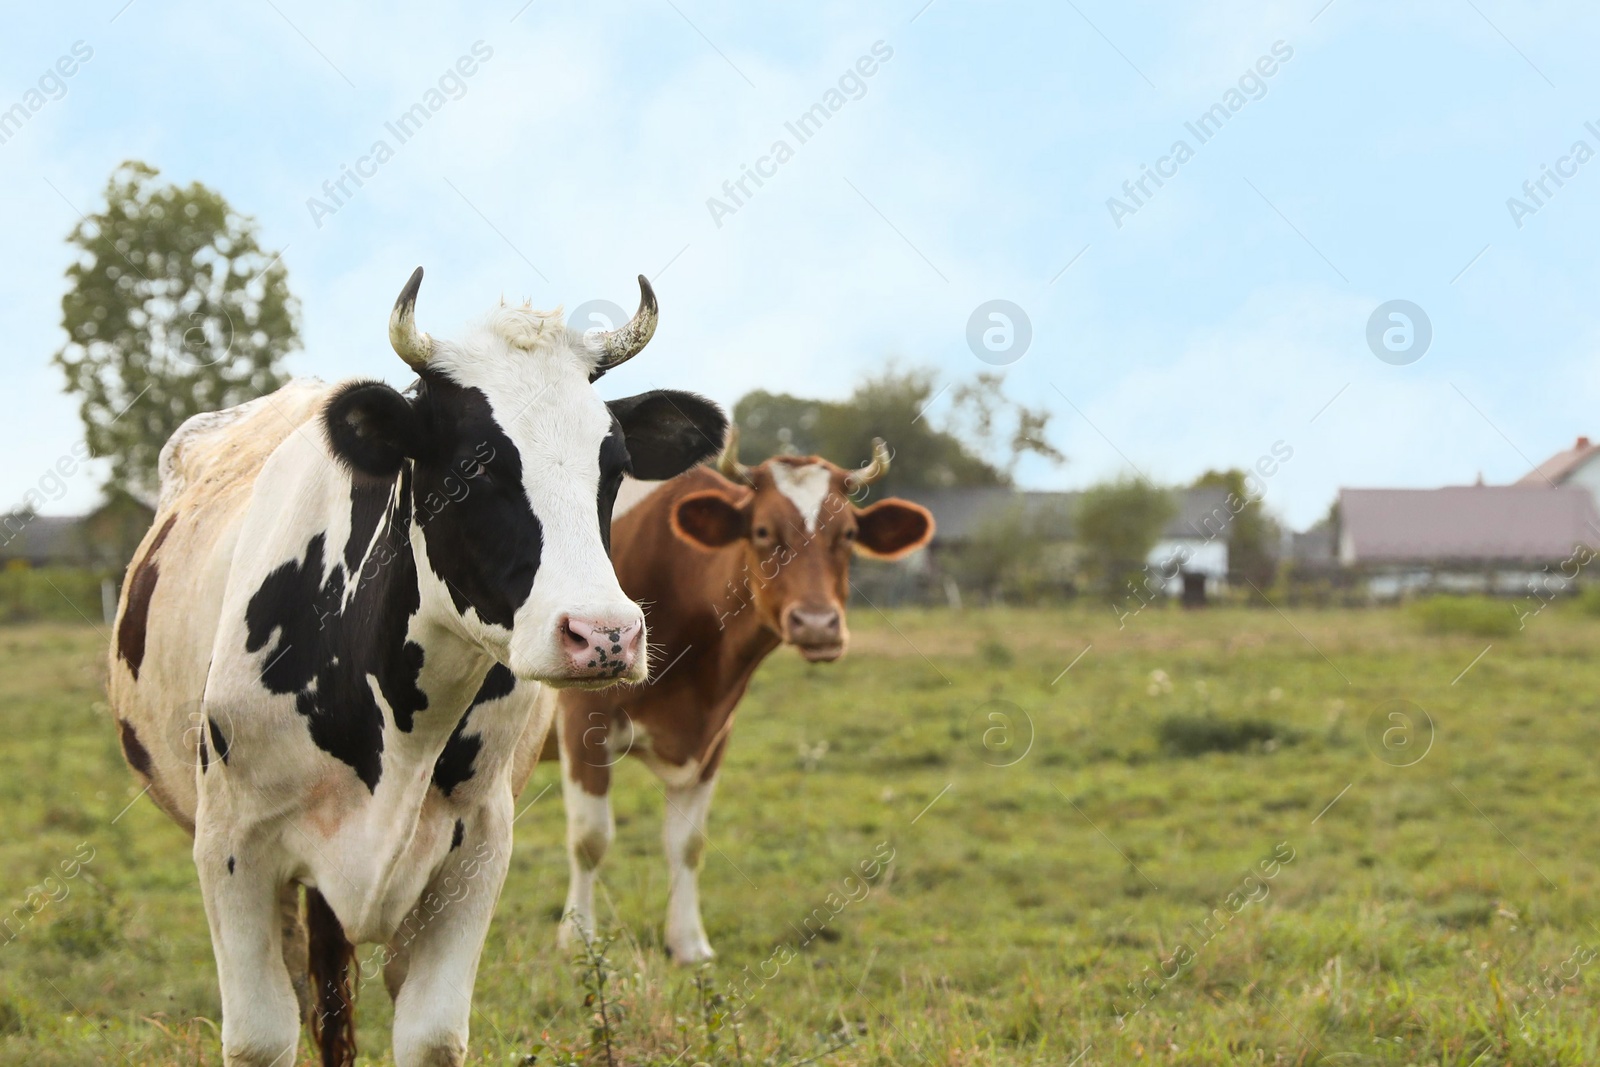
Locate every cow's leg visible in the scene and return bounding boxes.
[390,801,513,1067]
[557,704,613,951]
[195,828,301,1066]
[278,884,311,1023]
[661,770,718,964]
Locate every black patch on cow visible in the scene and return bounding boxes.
[199,731,208,772]
[414,378,541,629]
[432,663,514,797]
[244,477,428,791]
[208,717,230,765]
[344,478,391,573]
[117,719,153,778]
[116,514,178,679]
[227,856,235,875]
[450,819,465,851]
[595,415,631,556]
[477,661,517,705]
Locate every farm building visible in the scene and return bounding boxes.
[0,496,155,571]
[0,513,92,567]
[1336,484,1600,599]
[898,486,1236,603]
[1517,435,1600,506]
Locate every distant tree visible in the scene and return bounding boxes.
[1192,469,1281,594]
[1075,477,1176,600]
[732,367,1061,495]
[53,161,300,504]
[946,371,1064,479]
[944,497,1075,604]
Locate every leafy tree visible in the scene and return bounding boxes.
[54,161,299,504]
[732,367,1060,495]
[1192,469,1281,594]
[1075,476,1175,600]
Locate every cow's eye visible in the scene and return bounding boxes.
[466,461,489,480]
[754,525,770,541]
[843,527,856,542]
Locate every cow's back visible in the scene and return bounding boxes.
[108,379,332,831]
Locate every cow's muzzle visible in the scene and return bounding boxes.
[558,615,644,680]
[784,605,846,662]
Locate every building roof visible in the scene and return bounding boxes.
[1288,523,1337,564]
[1338,485,1600,565]
[1166,487,1237,541]
[903,488,1073,543]
[0,514,91,565]
[903,486,1234,545]
[1517,436,1600,486]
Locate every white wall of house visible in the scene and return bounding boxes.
[1146,538,1229,595]
[1148,538,1227,576]
[1363,568,1574,601]
[1565,453,1600,513]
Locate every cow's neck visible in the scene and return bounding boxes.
[304,473,498,937]
[314,470,497,782]
[388,482,500,752]
[698,548,785,698]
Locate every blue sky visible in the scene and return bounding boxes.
[2,0,1596,528]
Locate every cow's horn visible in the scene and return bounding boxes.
[717,424,750,482]
[846,438,891,490]
[589,275,658,380]
[388,266,434,370]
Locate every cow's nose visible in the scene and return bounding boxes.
[787,606,841,636]
[559,616,644,677]
[785,607,844,659]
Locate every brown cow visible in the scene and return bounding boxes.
[526,433,934,962]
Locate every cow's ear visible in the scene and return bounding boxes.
[324,380,424,477]
[853,499,934,559]
[607,391,728,480]
[672,490,748,550]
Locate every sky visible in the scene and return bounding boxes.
[2,0,1598,529]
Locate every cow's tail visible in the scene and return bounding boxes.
[305,886,358,1067]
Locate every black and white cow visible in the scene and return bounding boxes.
[107,269,726,1067]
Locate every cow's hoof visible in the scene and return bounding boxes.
[667,939,715,965]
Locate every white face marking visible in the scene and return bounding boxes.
[770,463,833,534]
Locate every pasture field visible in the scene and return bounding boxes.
[1,603,1598,1065]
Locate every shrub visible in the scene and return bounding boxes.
[942,499,1075,606]
[1157,714,1295,757]
[1076,477,1176,601]
[0,564,109,625]
[1408,596,1519,638]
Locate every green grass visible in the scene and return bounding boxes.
[1408,596,1523,638]
[2,603,1599,1064]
